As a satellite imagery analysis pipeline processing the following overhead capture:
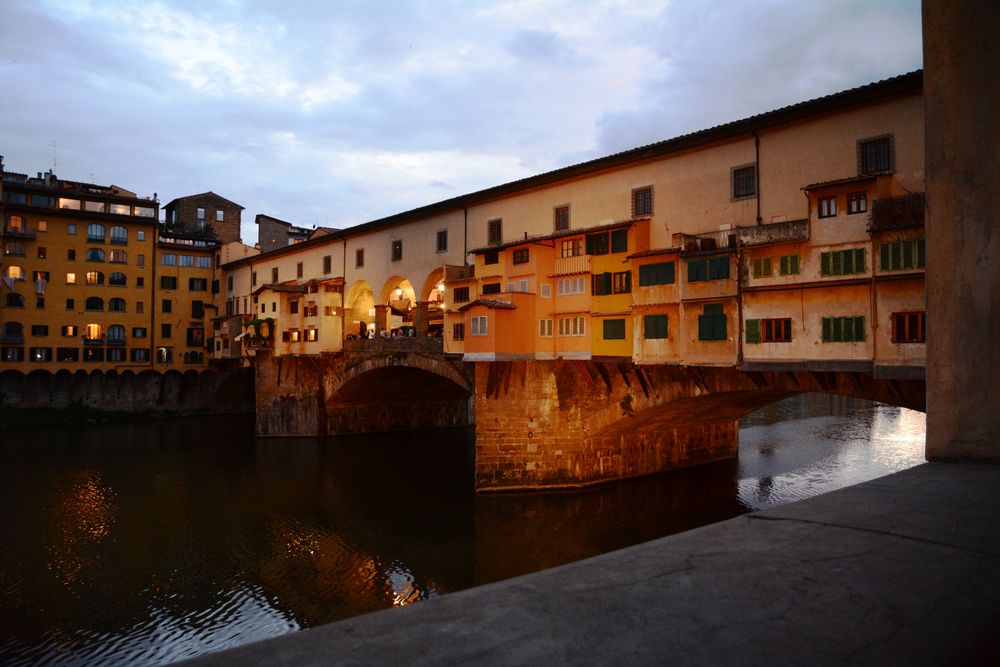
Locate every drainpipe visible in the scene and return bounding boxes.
[463,207,468,266]
[752,127,762,226]
[736,243,745,369]
[150,227,157,369]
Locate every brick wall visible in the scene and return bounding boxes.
[166,194,242,243]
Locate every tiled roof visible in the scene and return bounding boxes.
[457,298,517,312]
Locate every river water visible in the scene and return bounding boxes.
[0,393,925,665]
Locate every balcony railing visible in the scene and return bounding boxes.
[869,192,926,230]
[553,254,591,275]
[1,334,24,344]
[735,219,809,247]
[82,336,105,346]
[343,336,444,355]
[1,226,35,240]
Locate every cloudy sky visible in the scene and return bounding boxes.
[0,0,922,245]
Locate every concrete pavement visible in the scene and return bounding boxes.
[186,462,1000,665]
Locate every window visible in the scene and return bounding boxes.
[732,165,756,199]
[31,194,54,207]
[2,347,25,362]
[109,250,127,264]
[86,248,105,262]
[137,277,144,288]
[752,257,772,278]
[37,247,46,259]
[110,226,127,244]
[271,268,279,283]
[452,323,465,340]
[560,238,582,258]
[892,311,926,343]
[212,279,219,294]
[355,248,365,268]
[186,327,204,347]
[880,239,926,271]
[68,223,77,235]
[59,198,80,210]
[745,318,792,343]
[592,272,612,296]
[602,318,626,340]
[137,230,145,241]
[632,186,653,217]
[109,298,126,312]
[162,299,172,313]
[639,262,674,287]
[67,249,76,260]
[512,248,529,264]
[306,328,318,342]
[85,297,104,311]
[192,301,204,318]
[296,262,303,278]
[87,223,105,242]
[107,325,126,345]
[487,219,502,245]
[540,283,551,298]
[4,293,24,308]
[133,327,147,339]
[4,241,25,257]
[162,253,177,266]
[538,319,553,337]
[136,301,144,314]
[586,231,608,255]
[290,300,299,315]
[3,265,25,280]
[848,192,868,214]
[554,206,570,231]
[227,275,234,291]
[35,297,44,309]
[31,324,48,337]
[612,271,631,294]
[322,255,332,274]
[85,271,104,285]
[109,203,129,216]
[644,314,668,339]
[2,322,24,342]
[779,254,800,276]
[38,221,47,232]
[189,278,207,291]
[820,248,866,276]
[859,134,894,175]
[687,256,730,282]
[29,347,52,362]
[471,315,488,336]
[131,349,150,362]
[453,286,470,303]
[65,298,74,310]
[57,348,79,362]
[63,271,77,285]
[161,323,172,339]
[484,250,499,265]
[179,255,194,267]
[197,256,211,268]
[197,207,205,220]
[698,304,727,341]
[161,276,177,290]
[137,254,145,267]
[481,282,501,295]
[107,348,126,362]
[251,271,257,286]
[437,230,448,252]
[216,210,224,222]
[558,316,586,336]
[61,325,78,337]
[822,316,865,342]
[557,276,586,295]
[819,196,837,218]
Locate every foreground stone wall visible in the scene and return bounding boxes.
[0,363,254,414]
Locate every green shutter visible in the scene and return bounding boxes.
[854,316,865,342]
[644,314,668,339]
[821,252,831,276]
[902,240,914,268]
[917,239,926,268]
[855,248,865,273]
[624,271,631,293]
[880,243,890,271]
[611,229,628,253]
[745,319,761,344]
[585,234,595,255]
[822,317,832,342]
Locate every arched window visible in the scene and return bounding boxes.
[109,249,127,263]
[107,324,126,345]
[4,293,24,308]
[85,296,104,311]
[2,265,25,280]
[110,226,128,244]
[6,215,26,232]
[85,271,105,285]
[86,248,105,262]
[87,223,105,242]
[108,272,127,287]
[84,323,103,341]
[2,322,23,342]
[108,298,127,312]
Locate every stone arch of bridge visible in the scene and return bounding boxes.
[329,352,473,401]
[418,267,445,302]
[379,275,416,306]
[345,279,376,331]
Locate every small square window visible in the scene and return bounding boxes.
[487,219,502,246]
[391,240,403,261]
[819,196,837,218]
[197,207,205,220]
[858,135,894,175]
[356,248,365,268]
[512,248,529,264]
[848,192,867,214]
[216,210,224,222]
[554,205,570,231]
[271,268,279,283]
[632,186,653,217]
[296,262,303,278]
[436,230,448,252]
[732,165,756,199]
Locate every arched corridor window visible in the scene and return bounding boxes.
[86,248,105,262]
[85,271,105,285]
[109,298,127,312]
[109,272,127,286]
[2,321,24,343]
[107,324,126,345]
[85,296,104,311]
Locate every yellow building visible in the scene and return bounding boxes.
[1,168,158,371]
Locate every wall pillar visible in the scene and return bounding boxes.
[924,0,1000,461]
[374,304,389,333]
[414,301,429,337]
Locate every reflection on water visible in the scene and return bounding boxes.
[0,394,924,665]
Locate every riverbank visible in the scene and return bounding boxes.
[186,461,1000,665]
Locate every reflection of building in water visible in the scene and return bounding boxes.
[48,471,118,589]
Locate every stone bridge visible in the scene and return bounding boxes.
[253,342,924,492]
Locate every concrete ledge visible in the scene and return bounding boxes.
[186,463,1000,665]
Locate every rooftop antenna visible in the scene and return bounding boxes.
[50,140,58,173]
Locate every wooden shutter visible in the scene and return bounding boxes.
[745,319,761,344]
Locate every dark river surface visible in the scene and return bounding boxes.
[0,393,925,665]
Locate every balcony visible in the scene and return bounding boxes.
[869,193,926,231]
[553,254,591,275]
[445,264,475,282]
[1,226,35,240]
[83,336,105,346]
[343,336,443,356]
[735,219,809,247]
[1,334,24,345]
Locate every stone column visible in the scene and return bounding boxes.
[924,0,1000,461]
[414,301,429,337]
[374,304,389,333]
